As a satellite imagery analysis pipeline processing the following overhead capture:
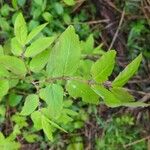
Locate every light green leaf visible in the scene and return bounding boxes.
[46,25,81,77]
[20,94,39,116]
[63,0,75,6]
[46,118,67,133]
[112,54,142,87]
[92,85,120,107]
[66,80,99,104]
[26,23,48,44]
[39,84,63,118]
[110,87,135,103]
[14,13,27,46]
[0,66,9,78]
[0,56,27,76]
[0,45,4,56]
[92,85,149,107]
[41,115,53,141]
[24,37,55,57]
[122,102,150,107]
[30,49,50,73]
[11,37,23,56]
[31,111,42,130]
[0,80,9,101]
[91,50,116,83]
[81,34,94,54]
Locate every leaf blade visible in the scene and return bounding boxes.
[14,13,27,46]
[25,37,55,57]
[112,54,142,87]
[20,94,39,116]
[26,23,48,44]
[91,50,116,83]
[46,25,81,77]
[0,56,27,76]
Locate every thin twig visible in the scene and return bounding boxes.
[123,136,150,148]
[108,8,125,50]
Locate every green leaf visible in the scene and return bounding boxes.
[0,56,27,76]
[63,0,75,6]
[41,115,53,141]
[24,37,55,57]
[39,84,63,118]
[122,102,150,107]
[110,87,149,107]
[92,85,149,107]
[46,118,67,133]
[0,66,9,78]
[81,34,94,54]
[110,87,135,103]
[9,94,23,107]
[46,25,81,77]
[0,45,4,56]
[112,54,142,87]
[30,49,50,73]
[0,79,9,101]
[92,85,120,107]
[26,23,48,44]
[11,37,23,56]
[66,80,99,104]
[91,50,116,83]
[20,94,39,116]
[14,13,27,46]
[31,111,42,130]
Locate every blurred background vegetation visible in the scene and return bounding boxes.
[0,0,150,149]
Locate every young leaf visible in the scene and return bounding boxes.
[46,25,81,77]
[0,56,27,76]
[24,37,55,57]
[46,118,67,133]
[11,37,23,56]
[39,84,63,118]
[91,50,116,83]
[121,102,150,107]
[63,0,75,6]
[30,49,50,73]
[20,94,39,116]
[0,80,9,101]
[41,115,53,141]
[92,85,121,107]
[14,13,27,46]
[110,87,149,107]
[112,54,142,87]
[81,34,94,54]
[110,87,135,103]
[26,23,48,44]
[66,80,99,104]
[31,111,42,130]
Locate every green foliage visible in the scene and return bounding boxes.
[95,115,146,150]
[0,10,148,148]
